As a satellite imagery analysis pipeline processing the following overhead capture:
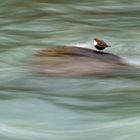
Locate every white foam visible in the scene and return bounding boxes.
[125,57,140,67]
[72,42,93,49]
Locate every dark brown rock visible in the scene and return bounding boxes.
[31,46,133,77]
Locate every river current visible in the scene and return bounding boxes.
[0,0,140,140]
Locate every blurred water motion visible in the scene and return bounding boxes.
[0,0,140,140]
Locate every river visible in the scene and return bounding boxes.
[0,0,140,140]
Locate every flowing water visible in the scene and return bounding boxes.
[0,0,140,139]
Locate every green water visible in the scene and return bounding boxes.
[0,0,140,140]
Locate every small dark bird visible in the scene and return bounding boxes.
[94,38,111,51]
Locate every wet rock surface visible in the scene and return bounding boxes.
[31,46,133,77]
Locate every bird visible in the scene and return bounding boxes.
[93,38,111,51]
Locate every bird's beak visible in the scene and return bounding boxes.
[108,45,111,47]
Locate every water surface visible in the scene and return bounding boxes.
[0,0,140,140]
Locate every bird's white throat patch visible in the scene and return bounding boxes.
[94,40,98,46]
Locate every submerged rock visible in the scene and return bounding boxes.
[31,46,133,77]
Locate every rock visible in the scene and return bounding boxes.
[31,46,133,77]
